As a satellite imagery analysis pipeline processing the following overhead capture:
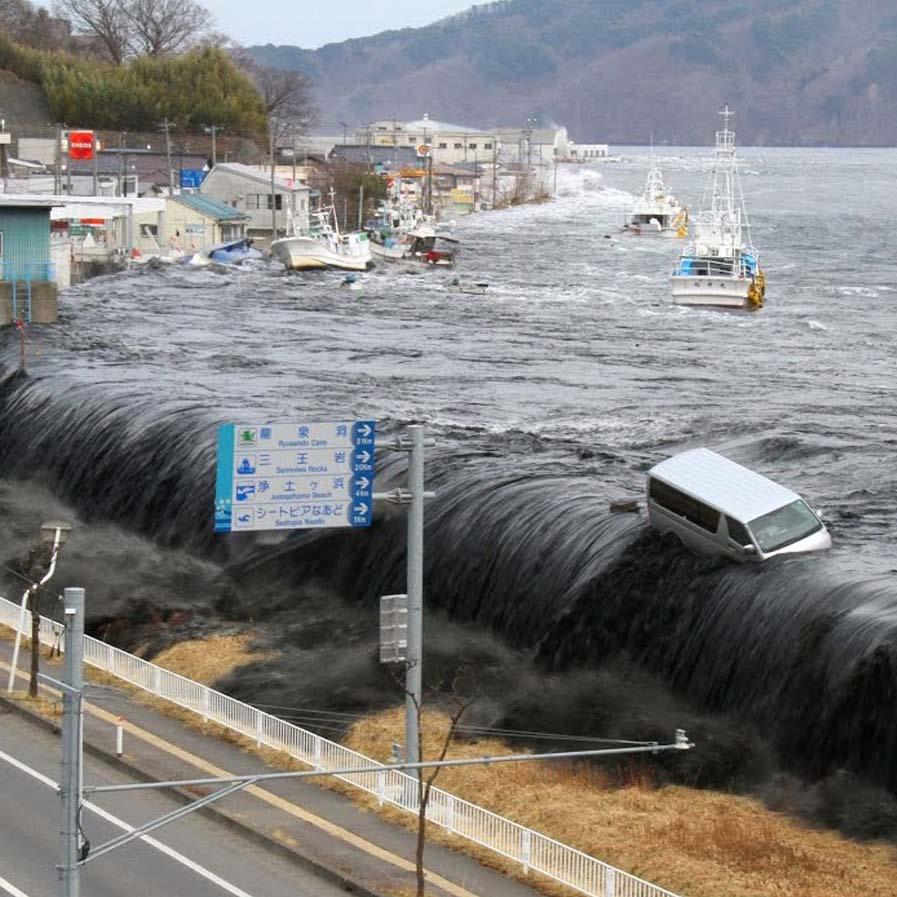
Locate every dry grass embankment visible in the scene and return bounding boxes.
[345,708,897,897]
[150,633,272,685]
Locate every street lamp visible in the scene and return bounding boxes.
[7,521,72,696]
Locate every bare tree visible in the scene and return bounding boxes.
[390,662,475,897]
[53,0,130,63]
[411,693,474,897]
[124,0,211,57]
[231,52,317,143]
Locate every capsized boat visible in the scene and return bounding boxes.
[271,199,372,272]
[670,106,766,310]
[624,159,688,237]
[207,237,264,264]
[448,278,488,295]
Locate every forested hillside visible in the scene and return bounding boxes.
[249,0,897,145]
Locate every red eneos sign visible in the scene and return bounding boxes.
[68,131,95,160]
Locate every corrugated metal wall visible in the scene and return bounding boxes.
[0,207,53,281]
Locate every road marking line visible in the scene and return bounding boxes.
[0,748,256,897]
[0,657,484,897]
[0,874,31,897]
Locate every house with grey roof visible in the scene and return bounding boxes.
[199,162,312,245]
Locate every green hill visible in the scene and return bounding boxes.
[247,0,897,145]
[0,35,269,135]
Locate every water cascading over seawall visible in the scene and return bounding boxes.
[2,367,897,794]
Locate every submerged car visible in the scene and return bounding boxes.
[646,448,832,562]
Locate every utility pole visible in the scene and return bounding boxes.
[162,118,173,193]
[269,121,277,243]
[54,123,62,194]
[404,425,425,769]
[210,125,217,166]
[92,134,98,197]
[492,141,498,210]
[0,114,9,193]
[357,183,364,231]
[473,148,478,211]
[59,586,84,897]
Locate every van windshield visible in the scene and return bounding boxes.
[748,500,821,553]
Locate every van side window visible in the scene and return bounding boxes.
[726,516,751,545]
[649,479,719,533]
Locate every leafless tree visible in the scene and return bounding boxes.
[390,663,476,897]
[124,0,212,57]
[52,0,130,63]
[2,0,70,50]
[231,52,316,143]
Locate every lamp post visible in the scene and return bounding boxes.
[7,521,71,696]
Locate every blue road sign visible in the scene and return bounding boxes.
[215,421,376,533]
[180,168,206,188]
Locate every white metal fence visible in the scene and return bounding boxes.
[0,594,683,897]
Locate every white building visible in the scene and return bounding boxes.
[553,127,610,161]
[358,114,498,166]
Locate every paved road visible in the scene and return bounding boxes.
[0,710,352,897]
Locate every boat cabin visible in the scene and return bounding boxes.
[646,448,831,562]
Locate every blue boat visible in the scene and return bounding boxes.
[207,238,263,264]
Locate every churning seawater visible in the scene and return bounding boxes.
[2,148,897,810]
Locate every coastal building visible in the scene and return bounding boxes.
[133,194,249,256]
[0,196,68,324]
[357,115,498,167]
[553,127,610,161]
[200,162,312,245]
[329,144,420,172]
[494,127,558,165]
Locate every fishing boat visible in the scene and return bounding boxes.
[671,106,766,310]
[271,197,372,272]
[368,196,458,266]
[624,159,688,237]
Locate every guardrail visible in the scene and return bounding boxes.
[0,594,683,897]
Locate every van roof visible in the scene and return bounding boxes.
[648,448,800,523]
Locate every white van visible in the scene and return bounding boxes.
[646,448,832,562]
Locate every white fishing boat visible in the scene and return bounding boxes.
[271,198,372,272]
[368,197,458,266]
[671,106,766,310]
[624,159,688,237]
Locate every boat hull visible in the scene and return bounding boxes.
[671,274,752,309]
[271,236,371,272]
[370,242,408,262]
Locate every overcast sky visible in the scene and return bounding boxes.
[210,0,478,48]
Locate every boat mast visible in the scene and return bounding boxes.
[710,105,737,221]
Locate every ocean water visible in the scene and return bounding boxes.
[2,147,897,798]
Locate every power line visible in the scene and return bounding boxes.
[251,703,654,746]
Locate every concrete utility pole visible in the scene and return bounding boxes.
[404,425,425,769]
[59,587,84,897]
[92,134,98,197]
[269,121,277,242]
[209,125,217,166]
[357,183,364,230]
[162,119,174,193]
[54,124,62,194]
[0,114,10,193]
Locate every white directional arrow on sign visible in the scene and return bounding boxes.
[355,476,371,490]
[357,424,373,438]
[356,450,372,464]
[354,503,369,515]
